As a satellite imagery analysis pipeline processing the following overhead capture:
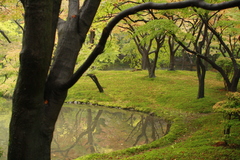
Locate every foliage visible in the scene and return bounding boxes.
[120,40,141,69]
[134,19,179,45]
[0,0,23,20]
[0,20,23,43]
[157,46,171,68]
[213,92,240,144]
[215,57,240,89]
[0,20,22,97]
[214,11,240,36]
[94,38,121,70]
[0,98,11,158]
[216,57,235,78]
[76,33,121,71]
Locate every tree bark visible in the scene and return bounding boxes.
[168,36,177,71]
[196,56,206,99]
[148,37,164,78]
[8,0,62,159]
[141,51,150,70]
[148,52,157,78]
[87,74,104,92]
[8,0,101,159]
[169,53,175,71]
[173,35,237,93]
[200,14,240,91]
[230,69,240,92]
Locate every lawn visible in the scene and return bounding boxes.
[65,70,240,160]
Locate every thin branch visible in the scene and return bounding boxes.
[14,20,24,31]
[0,30,11,43]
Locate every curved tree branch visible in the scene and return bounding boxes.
[60,0,240,90]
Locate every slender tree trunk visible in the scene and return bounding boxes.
[196,56,206,99]
[229,69,240,92]
[148,52,159,78]
[148,67,156,78]
[148,37,163,78]
[87,74,104,92]
[142,51,150,70]
[168,37,176,71]
[169,53,175,71]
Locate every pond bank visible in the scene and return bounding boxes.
[0,101,171,160]
[65,70,240,160]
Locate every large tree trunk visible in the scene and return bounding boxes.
[8,1,62,159]
[8,0,101,159]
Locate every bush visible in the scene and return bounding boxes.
[213,92,240,144]
[215,57,240,89]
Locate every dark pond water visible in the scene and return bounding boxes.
[0,102,171,160]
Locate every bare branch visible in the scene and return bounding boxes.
[14,20,24,32]
[0,30,11,43]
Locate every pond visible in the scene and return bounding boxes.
[0,102,171,160]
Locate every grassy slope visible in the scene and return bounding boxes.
[66,70,240,160]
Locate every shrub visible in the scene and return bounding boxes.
[215,57,240,89]
[213,92,240,143]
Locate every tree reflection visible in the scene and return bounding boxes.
[50,106,171,159]
[125,115,171,146]
[51,108,103,159]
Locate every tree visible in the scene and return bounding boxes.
[208,12,240,91]
[172,8,220,98]
[174,6,240,92]
[115,1,178,77]
[8,0,101,159]
[8,0,240,159]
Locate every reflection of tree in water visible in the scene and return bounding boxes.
[85,109,104,153]
[125,115,171,146]
[51,108,103,159]
[51,106,170,159]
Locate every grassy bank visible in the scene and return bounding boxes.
[66,70,240,160]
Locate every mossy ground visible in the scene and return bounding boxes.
[65,70,240,160]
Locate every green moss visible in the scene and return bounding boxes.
[68,70,239,160]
